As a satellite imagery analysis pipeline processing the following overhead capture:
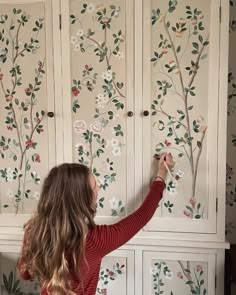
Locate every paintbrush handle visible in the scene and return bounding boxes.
[163,161,174,182]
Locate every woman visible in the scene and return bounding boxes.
[18,153,174,295]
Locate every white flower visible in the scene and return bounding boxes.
[176,170,184,178]
[112,113,120,121]
[74,120,87,133]
[87,3,95,13]
[116,51,124,60]
[110,137,119,148]
[76,29,84,37]
[112,146,121,156]
[109,197,119,210]
[98,178,105,186]
[95,93,107,108]
[102,96,109,103]
[114,7,120,17]
[101,70,113,81]
[6,167,13,177]
[151,266,158,275]
[74,44,80,51]
[102,162,110,172]
[7,175,13,182]
[6,189,14,199]
[90,121,104,134]
[71,36,77,44]
[33,191,40,200]
[164,270,174,280]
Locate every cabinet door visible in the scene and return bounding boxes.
[97,250,134,295]
[143,251,215,295]
[141,0,222,233]
[0,252,40,294]
[61,0,135,222]
[0,0,56,231]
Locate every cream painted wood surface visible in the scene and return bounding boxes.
[0,0,57,228]
[0,0,229,295]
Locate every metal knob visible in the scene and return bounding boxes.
[143,110,149,116]
[127,111,134,117]
[47,112,54,118]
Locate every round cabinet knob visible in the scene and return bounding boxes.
[47,112,54,118]
[143,110,149,116]
[127,111,134,117]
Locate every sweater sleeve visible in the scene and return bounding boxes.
[91,180,164,256]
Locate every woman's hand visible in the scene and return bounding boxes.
[156,153,175,182]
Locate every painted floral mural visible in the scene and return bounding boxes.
[96,262,125,295]
[70,0,127,217]
[150,1,210,219]
[0,4,48,214]
[226,0,236,244]
[151,260,207,295]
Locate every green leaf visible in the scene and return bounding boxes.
[177,45,181,53]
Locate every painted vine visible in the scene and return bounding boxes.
[0,9,45,213]
[151,1,209,219]
[70,2,126,216]
[152,261,207,295]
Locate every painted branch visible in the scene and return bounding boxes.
[14,22,22,63]
[178,261,195,293]
[83,34,125,98]
[163,14,194,180]
[192,127,207,198]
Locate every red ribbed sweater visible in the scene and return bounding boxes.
[18,180,164,295]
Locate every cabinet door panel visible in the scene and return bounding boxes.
[0,252,40,294]
[142,0,220,233]
[66,0,135,221]
[97,250,134,295]
[143,251,215,295]
[0,0,56,228]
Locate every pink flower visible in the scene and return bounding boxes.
[74,120,87,133]
[199,14,204,20]
[85,64,92,70]
[176,31,183,37]
[7,125,13,131]
[179,19,186,26]
[101,17,110,24]
[192,19,198,25]
[184,210,192,218]
[3,146,7,151]
[189,197,196,207]
[164,139,171,147]
[200,126,207,133]
[90,121,104,134]
[35,155,41,163]
[0,73,3,81]
[37,118,41,123]
[25,140,34,148]
[88,83,94,89]
[162,49,168,55]
[177,272,183,279]
[72,88,80,97]
[6,95,13,102]
[38,67,43,72]
[108,271,115,278]
[24,87,31,96]
[101,289,107,295]
[38,128,44,133]
[196,265,203,272]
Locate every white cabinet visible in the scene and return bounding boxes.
[0,0,229,294]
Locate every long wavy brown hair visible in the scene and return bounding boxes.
[19,163,96,294]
